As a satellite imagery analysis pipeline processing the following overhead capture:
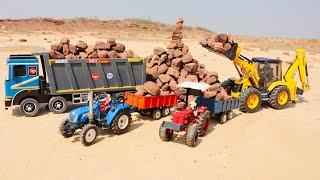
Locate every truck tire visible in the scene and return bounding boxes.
[161,107,170,117]
[197,110,211,137]
[159,124,173,141]
[185,123,199,147]
[80,124,98,146]
[111,111,132,135]
[239,88,262,113]
[48,96,68,114]
[19,98,40,117]
[152,108,162,120]
[269,86,290,109]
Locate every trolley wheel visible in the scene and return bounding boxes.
[161,107,170,117]
[152,108,162,120]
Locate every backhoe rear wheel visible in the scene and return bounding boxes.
[269,86,290,109]
[239,88,262,113]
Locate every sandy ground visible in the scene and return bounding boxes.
[0,32,319,180]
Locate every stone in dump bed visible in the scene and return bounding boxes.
[94,41,110,50]
[143,81,161,96]
[49,37,137,60]
[76,41,88,51]
[49,50,64,59]
[51,44,63,52]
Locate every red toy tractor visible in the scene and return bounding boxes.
[159,82,212,147]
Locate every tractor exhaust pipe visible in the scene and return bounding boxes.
[88,91,94,123]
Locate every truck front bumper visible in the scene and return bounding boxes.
[4,99,11,110]
[161,121,182,132]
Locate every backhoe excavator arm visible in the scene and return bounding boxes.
[231,45,260,88]
[284,49,311,92]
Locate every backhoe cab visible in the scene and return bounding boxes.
[213,43,311,113]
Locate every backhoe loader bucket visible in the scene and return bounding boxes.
[225,43,238,60]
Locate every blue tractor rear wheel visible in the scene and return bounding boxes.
[111,111,132,135]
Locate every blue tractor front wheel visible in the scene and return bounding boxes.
[80,124,98,146]
[59,119,74,138]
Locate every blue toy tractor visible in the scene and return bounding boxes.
[59,92,133,146]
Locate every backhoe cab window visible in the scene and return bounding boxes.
[14,65,26,76]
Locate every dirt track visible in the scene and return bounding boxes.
[0,32,319,180]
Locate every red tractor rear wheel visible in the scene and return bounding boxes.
[197,110,211,137]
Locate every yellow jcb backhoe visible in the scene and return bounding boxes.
[202,43,311,113]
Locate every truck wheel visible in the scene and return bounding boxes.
[197,110,211,137]
[111,112,132,135]
[239,88,262,113]
[161,107,170,117]
[80,124,98,146]
[226,110,234,120]
[185,123,199,147]
[49,96,68,114]
[59,119,74,138]
[218,112,228,124]
[19,98,39,117]
[269,86,290,109]
[152,109,162,120]
[159,124,173,141]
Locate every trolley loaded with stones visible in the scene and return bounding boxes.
[136,18,231,102]
[49,37,136,59]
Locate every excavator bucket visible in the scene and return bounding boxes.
[225,43,238,60]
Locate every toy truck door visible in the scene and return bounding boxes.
[9,64,40,96]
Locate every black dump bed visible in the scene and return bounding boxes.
[42,54,145,95]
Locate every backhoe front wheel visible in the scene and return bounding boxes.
[239,88,262,113]
[269,86,290,109]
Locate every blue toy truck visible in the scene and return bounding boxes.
[4,52,145,117]
[59,92,133,146]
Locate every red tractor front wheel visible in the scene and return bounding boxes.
[159,125,173,141]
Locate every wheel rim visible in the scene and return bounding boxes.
[247,94,259,109]
[24,103,36,113]
[85,128,96,143]
[53,100,64,110]
[164,108,170,116]
[118,115,129,129]
[278,91,288,105]
[227,111,234,119]
[155,110,161,119]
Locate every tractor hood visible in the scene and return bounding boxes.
[68,103,99,124]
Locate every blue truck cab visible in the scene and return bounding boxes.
[4,53,45,116]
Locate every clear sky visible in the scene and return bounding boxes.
[0,0,319,39]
